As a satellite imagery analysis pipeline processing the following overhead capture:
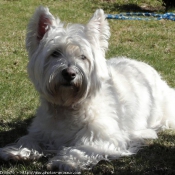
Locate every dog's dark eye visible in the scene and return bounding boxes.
[51,51,62,58]
[81,55,87,60]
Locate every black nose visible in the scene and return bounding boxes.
[62,68,76,81]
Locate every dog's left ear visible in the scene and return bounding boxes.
[86,9,110,52]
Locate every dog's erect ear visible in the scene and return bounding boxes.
[86,9,110,52]
[86,9,110,79]
[26,6,57,57]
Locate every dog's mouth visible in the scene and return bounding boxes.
[62,83,72,87]
[62,81,75,87]
[61,82,80,91]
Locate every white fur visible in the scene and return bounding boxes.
[1,6,175,171]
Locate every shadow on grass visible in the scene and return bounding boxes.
[110,133,175,175]
[0,117,34,147]
[99,3,164,13]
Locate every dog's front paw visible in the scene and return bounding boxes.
[0,146,28,161]
[0,146,43,161]
[46,157,81,172]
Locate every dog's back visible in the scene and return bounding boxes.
[108,57,175,137]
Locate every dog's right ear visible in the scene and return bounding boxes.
[26,6,57,57]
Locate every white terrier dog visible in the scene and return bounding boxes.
[0,6,175,171]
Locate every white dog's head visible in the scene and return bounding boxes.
[26,6,110,106]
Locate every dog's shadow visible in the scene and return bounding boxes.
[110,133,175,175]
[1,118,175,174]
[0,117,33,147]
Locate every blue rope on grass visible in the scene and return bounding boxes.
[106,12,175,21]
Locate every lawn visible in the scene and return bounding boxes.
[0,0,175,174]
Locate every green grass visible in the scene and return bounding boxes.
[0,0,175,174]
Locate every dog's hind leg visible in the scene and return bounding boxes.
[161,88,175,130]
[131,129,158,140]
[0,134,43,161]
